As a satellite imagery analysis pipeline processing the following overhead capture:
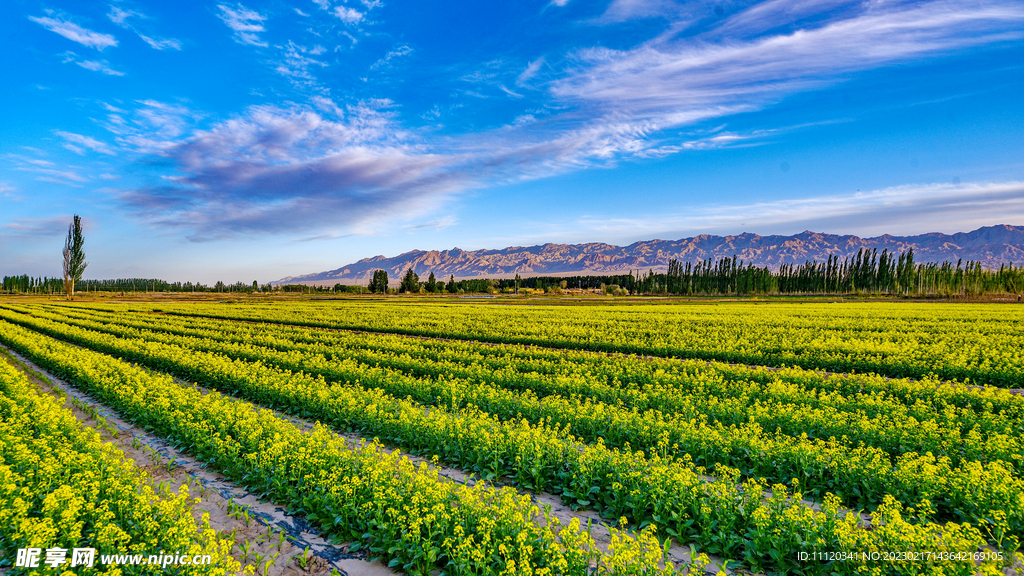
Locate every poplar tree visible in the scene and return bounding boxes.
[62,215,88,300]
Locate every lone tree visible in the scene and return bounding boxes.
[62,215,88,300]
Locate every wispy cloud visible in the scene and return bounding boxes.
[7,152,89,185]
[56,131,117,155]
[499,85,523,98]
[406,215,458,230]
[598,0,683,23]
[104,99,205,153]
[77,59,125,76]
[29,13,118,50]
[16,165,89,186]
[107,6,137,25]
[371,45,412,70]
[217,4,267,46]
[516,58,545,86]
[138,35,182,50]
[556,0,1024,124]
[107,6,183,50]
[59,51,125,76]
[2,216,74,237]
[275,41,328,83]
[530,0,1024,167]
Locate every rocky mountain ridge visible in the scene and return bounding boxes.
[276,225,1024,285]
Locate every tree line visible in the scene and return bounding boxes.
[1,277,272,294]
[635,248,1023,297]
[361,249,1023,297]
[6,248,1022,298]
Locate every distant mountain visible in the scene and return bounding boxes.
[275,225,1024,285]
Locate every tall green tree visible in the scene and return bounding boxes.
[369,270,389,293]
[62,215,88,300]
[400,268,420,293]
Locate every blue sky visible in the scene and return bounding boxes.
[2,0,1023,283]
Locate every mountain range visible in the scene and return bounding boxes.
[276,225,1024,285]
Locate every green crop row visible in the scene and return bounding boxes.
[0,351,239,574]
[3,308,1022,566]
[140,300,1024,386]
[52,303,1024,418]
[43,304,1024,430]
[0,319,715,576]
[24,304,1023,471]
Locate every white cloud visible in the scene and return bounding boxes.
[217,4,267,46]
[718,0,860,35]
[116,103,471,239]
[333,6,364,24]
[107,6,137,25]
[29,14,118,50]
[311,96,345,116]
